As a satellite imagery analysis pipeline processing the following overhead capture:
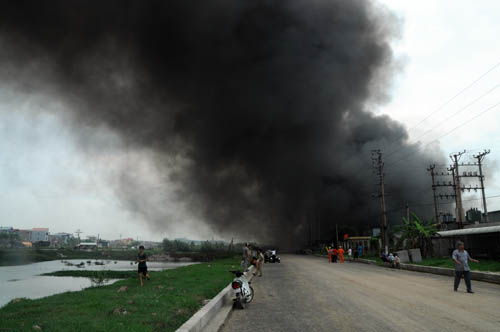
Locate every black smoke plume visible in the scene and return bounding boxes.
[0,1,443,246]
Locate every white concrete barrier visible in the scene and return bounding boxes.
[176,266,255,332]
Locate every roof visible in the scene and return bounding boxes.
[32,228,49,231]
[78,242,97,246]
[346,236,371,240]
[437,225,500,237]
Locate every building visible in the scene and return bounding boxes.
[97,240,109,248]
[486,210,500,223]
[16,229,32,242]
[52,232,73,243]
[75,242,97,250]
[121,238,134,246]
[0,226,14,233]
[50,232,73,247]
[340,236,372,253]
[30,228,49,242]
[432,225,500,259]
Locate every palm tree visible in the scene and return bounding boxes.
[395,213,439,258]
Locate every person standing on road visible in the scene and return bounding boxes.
[347,247,352,261]
[332,246,338,263]
[358,245,363,258]
[326,246,332,263]
[254,248,265,277]
[338,246,345,263]
[354,247,359,261]
[452,241,479,293]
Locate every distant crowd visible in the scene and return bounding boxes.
[325,245,363,263]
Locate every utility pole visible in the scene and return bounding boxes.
[427,164,440,223]
[335,224,339,246]
[405,202,410,223]
[307,211,311,247]
[450,151,466,229]
[473,150,490,222]
[372,149,388,255]
[317,214,321,244]
[75,229,82,241]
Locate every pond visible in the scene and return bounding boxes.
[0,259,195,307]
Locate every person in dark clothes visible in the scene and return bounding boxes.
[137,245,150,287]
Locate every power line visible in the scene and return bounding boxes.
[404,59,500,135]
[385,100,500,168]
[404,194,500,208]
[385,82,500,162]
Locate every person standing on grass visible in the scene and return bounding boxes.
[137,245,150,287]
[452,241,479,293]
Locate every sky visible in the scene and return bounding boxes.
[1,1,500,241]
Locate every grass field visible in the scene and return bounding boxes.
[360,255,500,272]
[412,258,500,272]
[0,257,240,332]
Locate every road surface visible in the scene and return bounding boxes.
[220,255,500,332]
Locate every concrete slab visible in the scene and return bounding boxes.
[409,248,422,262]
[396,250,410,263]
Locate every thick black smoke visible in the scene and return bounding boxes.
[0,1,442,246]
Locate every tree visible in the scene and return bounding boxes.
[0,232,20,248]
[200,241,214,253]
[162,239,175,253]
[174,240,190,252]
[396,213,439,258]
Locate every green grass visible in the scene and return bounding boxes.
[0,257,240,332]
[413,258,500,272]
[41,270,138,279]
[359,254,500,273]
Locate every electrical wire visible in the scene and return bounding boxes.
[404,60,500,135]
[385,100,500,168]
[384,82,500,162]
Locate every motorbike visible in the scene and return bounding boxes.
[264,250,281,263]
[230,270,254,309]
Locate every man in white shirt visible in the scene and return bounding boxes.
[452,241,479,293]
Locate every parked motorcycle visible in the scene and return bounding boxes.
[230,270,254,309]
[264,249,281,263]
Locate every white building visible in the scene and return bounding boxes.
[30,228,49,242]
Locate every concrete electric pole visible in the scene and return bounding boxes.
[372,149,388,255]
[473,150,490,223]
[450,151,466,229]
[427,164,440,223]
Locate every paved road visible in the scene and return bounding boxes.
[220,255,500,332]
